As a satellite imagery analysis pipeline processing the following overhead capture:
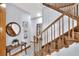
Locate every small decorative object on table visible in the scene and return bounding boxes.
[12,39,19,46]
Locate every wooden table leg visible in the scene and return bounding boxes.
[9,51,11,56]
[25,44,27,54]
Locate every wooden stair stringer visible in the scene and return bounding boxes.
[35,26,79,56]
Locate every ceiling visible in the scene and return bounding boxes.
[43,3,79,17]
[46,3,75,9]
[8,3,79,19]
[12,3,42,18]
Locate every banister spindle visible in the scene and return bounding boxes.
[61,15,65,47]
[46,29,49,54]
[54,24,57,50]
[47,30,48,43]
[58,19,61,49]
[40,34,43,55]
[62,16,64,35]
[54,24,55,40]
[43,31,47,55]
[38,37,40,56]
[59,19,61,38]
[51,26,52,43]
[76,4,78,16]
[68,16,70,39]
[38,34,42,56]
[33,36,36,56]
[53,24,56,50]
[51,25,53,51]
[72,6,75,40]
[68,5,71,40]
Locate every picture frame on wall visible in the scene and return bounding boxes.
[22,21,28,39]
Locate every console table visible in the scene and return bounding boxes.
[6,42,27,56]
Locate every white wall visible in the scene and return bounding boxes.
[42,6,62,30]
[6,4,33,46]
[31,17,42,36]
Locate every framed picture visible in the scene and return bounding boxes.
[22,21,28,39]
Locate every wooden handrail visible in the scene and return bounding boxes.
[37,15,64,37]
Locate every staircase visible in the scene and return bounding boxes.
[33,3,79,56]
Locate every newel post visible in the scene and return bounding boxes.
[33,35,36,56]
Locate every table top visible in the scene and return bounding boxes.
[6,42,27,52]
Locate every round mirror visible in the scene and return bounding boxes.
[6,22,21,37]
